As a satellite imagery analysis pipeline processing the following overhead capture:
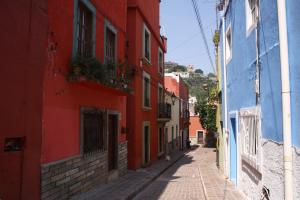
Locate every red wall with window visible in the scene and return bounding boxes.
[0,1,48,199]
[126,0,166,169]
[0,0,129,199]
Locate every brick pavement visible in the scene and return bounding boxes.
[72,147,245,200]
[71,150,185,200]
[134,147,245,200]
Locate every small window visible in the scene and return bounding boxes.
[143,25,151,62]
[82,109,106,154]
[246,0,257,32]
[225,26,232,63]
[143,72,151,108]
[158,84,164,104]
[105,27,116,64]
[76,1,95,58]
[158,48,164,75]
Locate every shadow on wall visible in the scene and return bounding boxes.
[205,131,217,148]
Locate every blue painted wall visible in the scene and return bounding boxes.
[287,0,300,148]
[221,0,283,143]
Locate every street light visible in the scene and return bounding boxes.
[171,92,176,105]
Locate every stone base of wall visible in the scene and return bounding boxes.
[293,146,300,200]
[167,138,180,154]
[239,139,284,200]
[41,141,128,200]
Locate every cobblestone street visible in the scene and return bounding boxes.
[134,147,245,200]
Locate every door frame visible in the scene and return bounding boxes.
[107,110,120,172]
[229,111,239,186]
[142,121,151,166]
[196,130,204,144]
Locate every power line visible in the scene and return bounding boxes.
[191,0,216,74]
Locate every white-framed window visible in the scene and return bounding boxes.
[239,107,261,170]
[245,0,257,34]
[158,48,164,75]
[143,71,151,108]
[225,25,232,63]
[158,83,164,104]
[143,24,151,63]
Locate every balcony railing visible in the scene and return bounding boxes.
[68,57,133,93]
[157,103,171,120]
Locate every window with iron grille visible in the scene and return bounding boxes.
[246,0,257,33]
[105,22,117,77]
[239,107,261,170]
[82,109,106,154]
[225,26,232,62]
[105,26,116,64]
[158,48,164,75]
[143,72,151,108]
[76,1,94,58]
[143,25,151,62]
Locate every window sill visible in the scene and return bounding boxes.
[241,154,261,173]
[142,106,152,111]
[142,57,151,66]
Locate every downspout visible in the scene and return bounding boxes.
[222,16,229,177]
[276,1,293,199]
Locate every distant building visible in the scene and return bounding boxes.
[188,96,206,146]
[165,73,189,149]
[187,65,195,73]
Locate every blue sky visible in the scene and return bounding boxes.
[160,0,217,74]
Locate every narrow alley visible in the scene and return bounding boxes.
[73,147,244,200]
[134,147,244,200]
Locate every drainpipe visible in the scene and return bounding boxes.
[222,16,229,177]
[277,0,293,199]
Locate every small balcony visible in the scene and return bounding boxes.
[157,103,171,122]
[68,57,133,95]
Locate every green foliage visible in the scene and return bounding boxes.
[194,88,218,132]
[194,69,204,74]
[167,64,187,73]
[68,57,132,92]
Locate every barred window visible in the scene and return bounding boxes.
[77,1,94,58]
[143,72,151,108]
[239,107,260,169]
[82,109,106,154]
[105,27,116,64]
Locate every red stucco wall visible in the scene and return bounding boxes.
[126,1,165,169]
[189,116,206,138]
[43,0,128,163]
[0,1,48,199]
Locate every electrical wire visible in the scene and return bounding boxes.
[191,0,216,74]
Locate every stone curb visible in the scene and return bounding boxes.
[125,151,186,200]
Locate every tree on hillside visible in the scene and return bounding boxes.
[207,72,216,77]
[194,69,204,74]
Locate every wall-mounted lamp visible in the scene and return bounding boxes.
[171,92,176,105]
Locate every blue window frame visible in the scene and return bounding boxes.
[73,0,96,58]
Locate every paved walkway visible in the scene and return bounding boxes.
[72,147,245,200]
[72,150,185,200]
[134,147,245,200]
